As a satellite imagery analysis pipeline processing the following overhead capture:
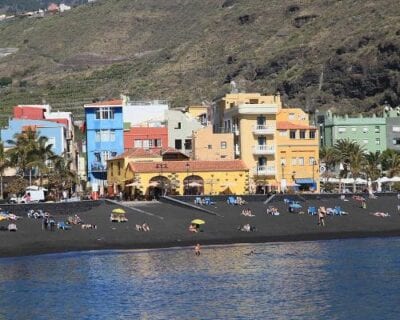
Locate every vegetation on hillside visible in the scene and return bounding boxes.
[0,0,399,119]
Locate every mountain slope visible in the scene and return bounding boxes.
[0,0,399,119]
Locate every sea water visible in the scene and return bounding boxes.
[0,237,400,320]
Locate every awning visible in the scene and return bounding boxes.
[295,178,315,184]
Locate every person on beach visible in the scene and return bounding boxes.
[195,243,201,256]
[318,206,326,227]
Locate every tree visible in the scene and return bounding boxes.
[319,146,337,181]
[333,139,365,192]
[364,151,382,182]
[0,142,9,199]
[381,149,400,178]
[28,136,56,186]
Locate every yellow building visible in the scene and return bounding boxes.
[108,157,248,199]
[276,108,319,192]
[192,126,234,161]
[214,92,319,193]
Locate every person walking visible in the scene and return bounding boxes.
[318,206,326,227]
[195,243,201,256]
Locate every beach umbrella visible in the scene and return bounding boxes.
[112,208,126,214]
[389,176,400,182]
[191,219,205,225]
[126,182,141,187]
[289,203,302,209]
[149,181,159,187]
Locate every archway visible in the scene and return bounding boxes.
[148,176,171,199]
[183,175,204,195]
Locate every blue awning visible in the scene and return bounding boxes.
[295,178,315,184]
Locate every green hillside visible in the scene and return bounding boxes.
[0,0,399,120]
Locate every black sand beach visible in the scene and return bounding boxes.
[0,194,399,258]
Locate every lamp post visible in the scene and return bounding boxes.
[156,163,167,196]
[281,162,285,193]
[185,162,190,195]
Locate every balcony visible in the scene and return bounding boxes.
[253,165,276,176]
[252,124,275,135]
[91,163,107,172]
[252,145,275,155]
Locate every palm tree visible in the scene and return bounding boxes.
[6,128,38,184]
[0,142,9,200]
[28,136,56,186]
[381,149,400,178]
[333,139,365,192]
[319,146,337,181]
[364,151,382,182]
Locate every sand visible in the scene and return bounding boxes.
[0,194,399,257]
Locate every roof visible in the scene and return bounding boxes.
[84,99,123,108]
[111,148,162,160]
[127,160,248,173]
[277,121,316,130]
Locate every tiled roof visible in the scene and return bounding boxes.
[128,160,248,173]
[84,99,123,107]
[277,121,316,130]
[111,148,162,160]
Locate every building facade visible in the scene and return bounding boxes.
[84,100,124,194]
[276,108,319,192]
[192,126,234,161]
[321,110,387,153]
[166,109,204,156]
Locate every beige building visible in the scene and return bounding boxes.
[192,126,234,161]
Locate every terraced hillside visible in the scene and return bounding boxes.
[0,0,399,120]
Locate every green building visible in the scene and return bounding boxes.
[321,110,387,153]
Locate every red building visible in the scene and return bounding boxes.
[13,105,47,120]
[124,126,168,151]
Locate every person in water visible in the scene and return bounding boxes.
[195,243,201,256]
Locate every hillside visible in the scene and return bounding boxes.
[0,1,86,13]
[0,0,399,120]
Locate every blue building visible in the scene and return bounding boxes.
[84,99,124,194]
[1,119,67,155]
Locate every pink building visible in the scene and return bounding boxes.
[124,126,168,151]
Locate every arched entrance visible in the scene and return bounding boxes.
[183,175,204,195]
[148,176,171,199]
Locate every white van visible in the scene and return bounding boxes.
[9,186,47,204]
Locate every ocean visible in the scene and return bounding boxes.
[1,237,400,319]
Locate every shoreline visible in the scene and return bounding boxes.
[1,194,400,258]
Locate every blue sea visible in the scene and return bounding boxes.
[1,237,400,320]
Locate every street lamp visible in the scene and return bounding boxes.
[185,162,190,195]
[156,163,168,196]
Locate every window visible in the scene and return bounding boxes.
[363,127,368,133]
[134,140,142,148]
[95,107,114,119]
[174,122,182,129]
[143,140,150,149]
[95,130,101,141]
[96,130,115,142]
[309,157,316,165]
[375,126,380,133]
[376,138,380,145]
[290,130,296,139]
[363,139,368,144]
[221,141,227,149]
[221,155,227,159]
[299,130,306,139]
[175,139,182,149]
[279,130,288,137]
[393,126,400,133]
[393,138,400,145]
[291,157,297,165]
[110,130,115,141]
[288,113,295,120]
[208,144,212,149]
[118,161,121,175]
[280,158,286,166]
[154,139,162,147]
[352,127,357,132]
[184,139,192,150]
[298,157,304,166]
[309,130,316,139]
[45,159,54,169]
[338,127,346,133]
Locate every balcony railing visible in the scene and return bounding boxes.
[91,163,107,172]
[252,124,275,135]
[252,145,275,155]
[253,165,276,176]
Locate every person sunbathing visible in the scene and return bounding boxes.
[136,224,143,231]
[371,212,390,218]
[142,223,150,232]
[189,224,197,233]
